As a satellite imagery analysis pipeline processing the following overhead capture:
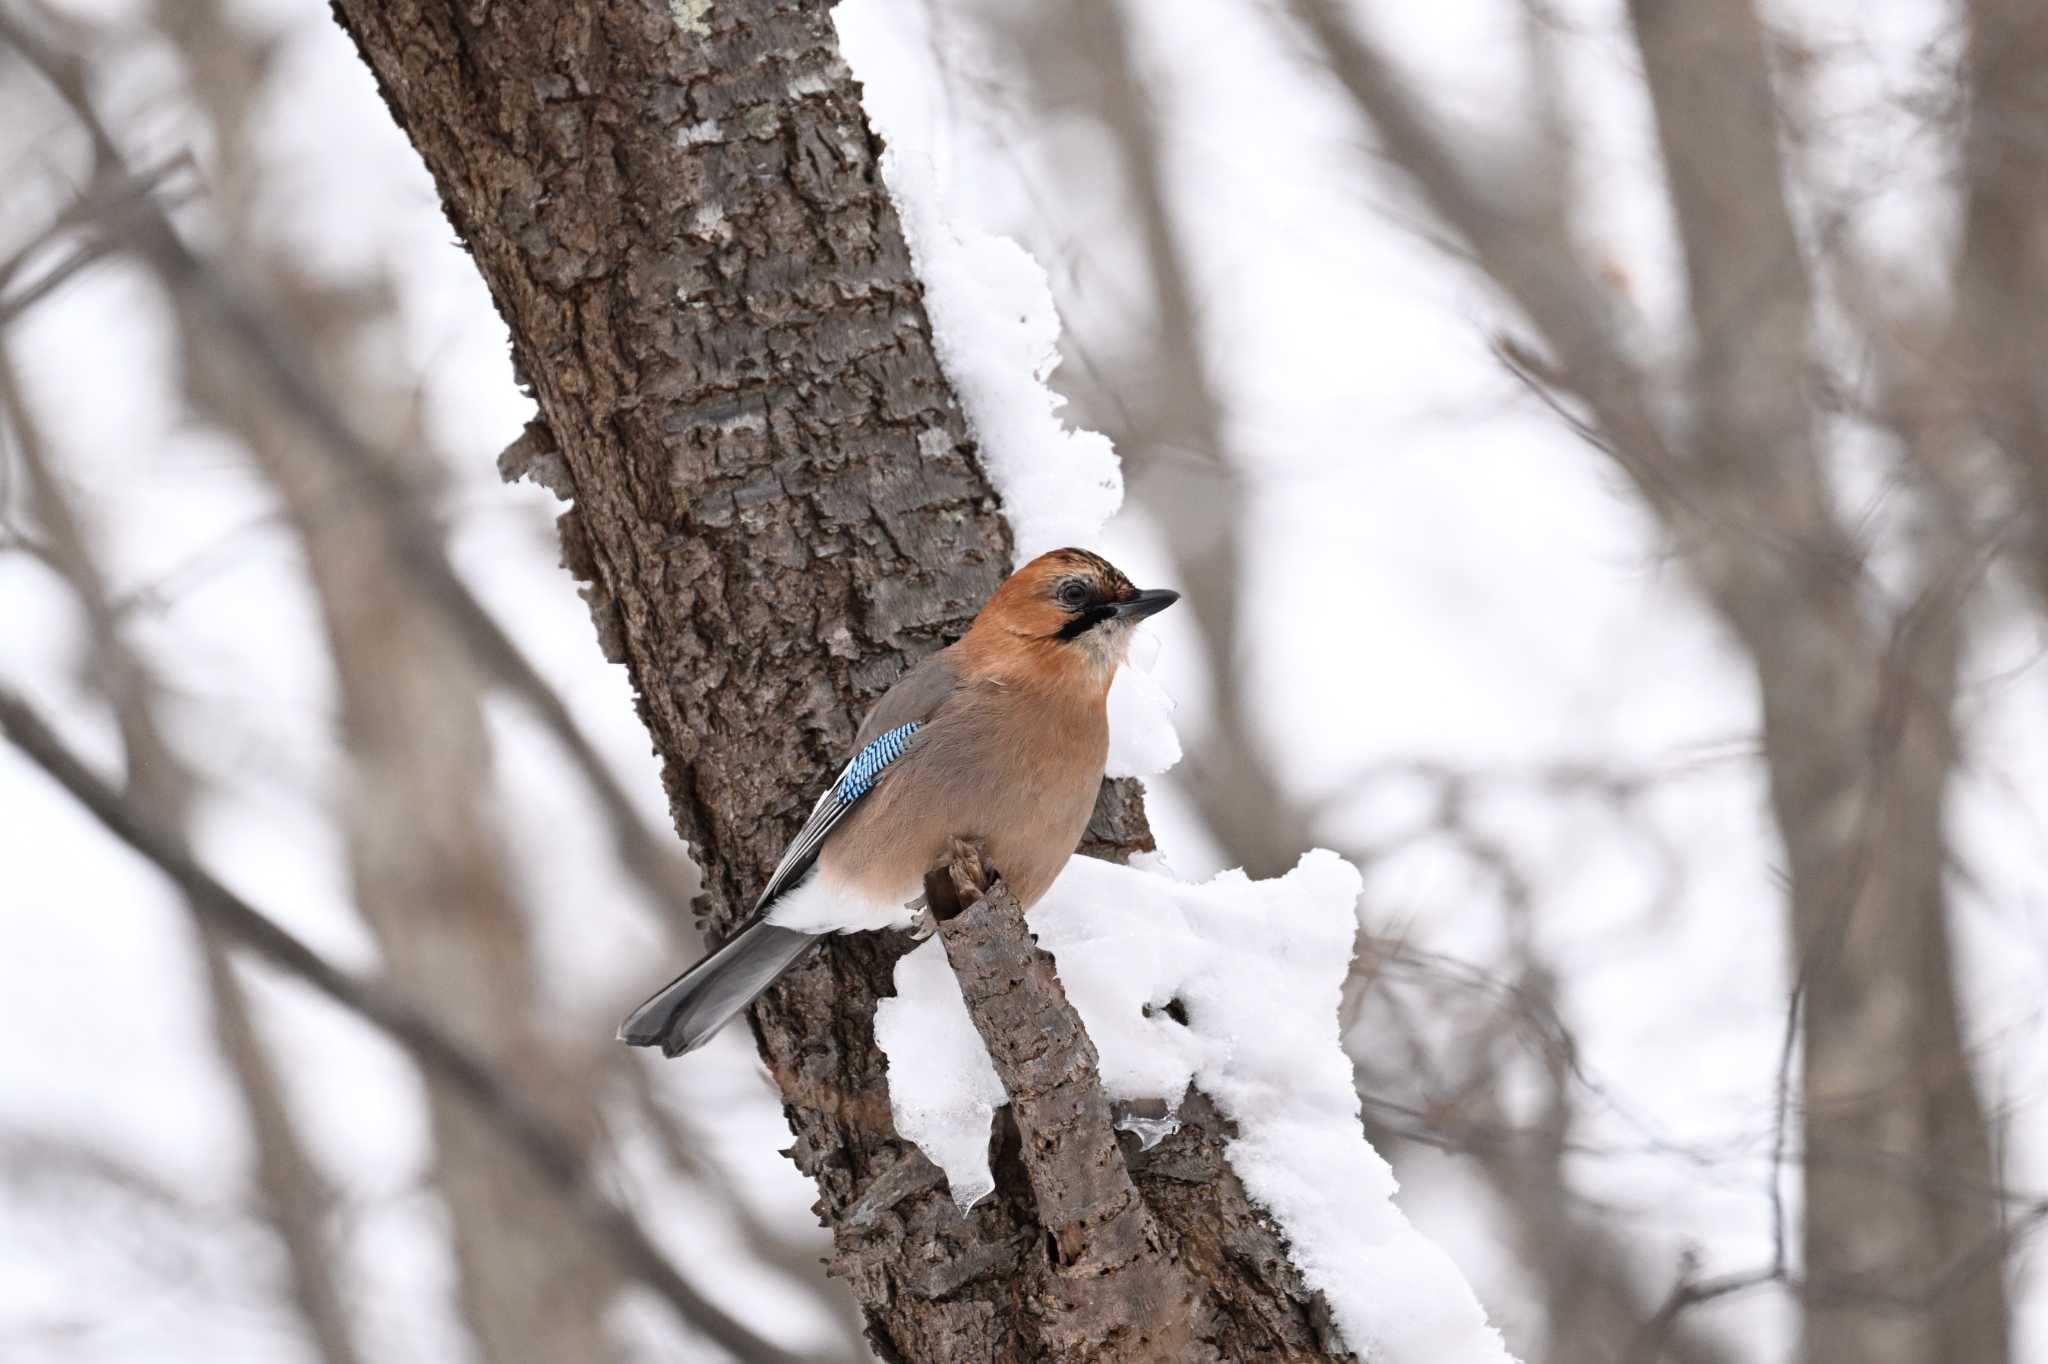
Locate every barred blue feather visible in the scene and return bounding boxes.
[744,720,925,915]
[835,722,922,802]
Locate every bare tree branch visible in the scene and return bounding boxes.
[0,352,365,1364]
[0,6,698,925]
[1283,3,2018,1358]
[137,9,647,1354]
[926,842,1211,1362]
[0,687,815,1364]
[1283,0,1688,523]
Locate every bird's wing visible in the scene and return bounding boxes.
[853,644,963,748]
[750,647,961,912]
[752,720,922,910]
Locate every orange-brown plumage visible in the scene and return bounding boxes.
[619,548,1177,1056]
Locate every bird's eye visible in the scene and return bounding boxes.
[1057,581,1090,609]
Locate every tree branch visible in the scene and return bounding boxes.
[1287,5,2015,1359]
[0,688,812,1364]
[925,843,1211,1363]
[322,0,1352,1354]
[1283,0,1686,523]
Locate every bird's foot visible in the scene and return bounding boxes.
[922,837,1001,925]
[945,835,997,901]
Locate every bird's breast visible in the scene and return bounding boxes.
[820,685,1108,912]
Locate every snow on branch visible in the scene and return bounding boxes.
[835,0,1182,789]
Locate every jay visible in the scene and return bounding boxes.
[619,547,1179,1056]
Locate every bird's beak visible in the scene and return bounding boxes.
[1114,588,1180,621]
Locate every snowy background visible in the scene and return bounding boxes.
[4,0,2047,1360]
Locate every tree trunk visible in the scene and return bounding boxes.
[181,264,628,1364]
[249,379,627,1364]
[1628,5,2009,1358]
[329,0,1351,1356]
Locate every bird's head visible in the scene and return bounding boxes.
[965,548,1179,688]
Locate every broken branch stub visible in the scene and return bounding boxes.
[923,841,1218,1363]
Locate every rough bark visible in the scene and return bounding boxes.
[328,0,1350,1357]
[925,847,1212,1364]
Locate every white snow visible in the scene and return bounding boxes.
[835,0,1177,786]
[871,939,1007,1211]
[877,852,1514,1363]
[834,2,1123,562]
[836,3,1514,1357]
[1105,633,1183,779]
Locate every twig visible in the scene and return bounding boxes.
[0,158,196,325]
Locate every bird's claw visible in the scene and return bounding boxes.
[918,838,1003,927]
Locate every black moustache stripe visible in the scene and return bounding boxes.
[1055,604,1119,640]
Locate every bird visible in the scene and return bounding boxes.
[618,547,1179,1057]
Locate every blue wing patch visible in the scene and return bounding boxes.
[749,721,925,913]
[834,723,922,802]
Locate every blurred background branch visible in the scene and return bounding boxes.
[0,685,813,1364]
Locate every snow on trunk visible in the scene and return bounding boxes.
[838,3,1513,1359]
[832,5,1121,563]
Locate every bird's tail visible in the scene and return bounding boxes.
[617,920,824,1057]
